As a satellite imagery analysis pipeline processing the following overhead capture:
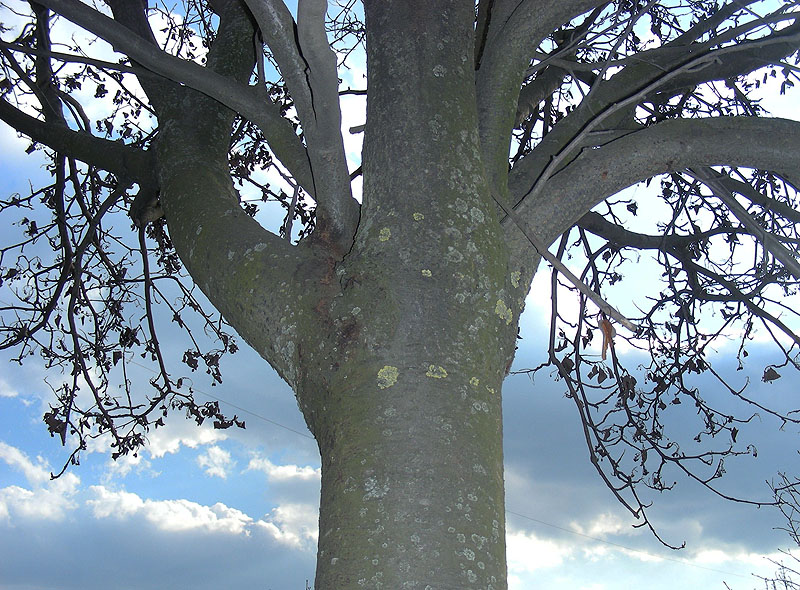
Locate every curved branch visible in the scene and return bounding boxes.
[507,117,800,251]
[508,11,800,210]
[35,0,314,195]
[576,210,748,251]
[475,0,605,194]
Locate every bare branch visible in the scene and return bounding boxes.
[491,192,637,332]
[245,0,358,249]
[687,167,800,280]
[0,97,154,182]
[35,0,315,194]
[506,117,800,252]
[508,10,800,216]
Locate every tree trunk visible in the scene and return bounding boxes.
[288,3,525,586]
[310,363,508,589]
[295,273,517,589]
[153,3,524,587]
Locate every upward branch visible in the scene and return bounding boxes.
[245,0,358,251]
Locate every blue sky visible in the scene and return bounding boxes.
[2,2,800,589]
[1,300,797,590]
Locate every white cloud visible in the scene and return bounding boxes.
[0,377,19,398]
[255,503,319,549]
[0,441,49,486]
[145,422,228,458]
[0,441,80,521]
[247,455,320,482]
[197,445,235,479]
[569,511,636,539]
[103,452,155,480]
[507,527,572,574]
[87,485,253,535]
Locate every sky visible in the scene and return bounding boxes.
[1,2,800,589]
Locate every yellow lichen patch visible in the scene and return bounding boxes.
[421,269,432,277]
[413,212,425,221]
[486,386,496,394]
[494,299,513,325]
[510,271,521,288]
[426,365,448,379]
[379,227,391,242]
[377,365,399,389]
[469,377,480,387]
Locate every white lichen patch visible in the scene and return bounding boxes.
[444,226,462,240]
[421,269,432,277]
[471,401,489,414]
[446,247,463,263]
[469,207,485,225]
[432,64,446,77]
[254,242,268,252]
[377,365,399,389]
[471,534,487,549]
[379,227,391,242]
[363,476,389,500]
[413,212,425,221]
[510,270,521,288]
[494,299,513,325]
[426,365,448,379]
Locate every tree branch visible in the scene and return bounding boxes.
[475,0,605,195]
[506,117,800,256]
[508,10,800,213]
[0,97,153,183]
[35,0,314,195]
[103,0,179,112]
[687,167,800,280]
[244,0,358,250]
[576,210,747,251]
[491,193,638,332]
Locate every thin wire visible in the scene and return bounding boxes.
[127,358,314,440]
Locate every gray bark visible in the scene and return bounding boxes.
[155,1,521,586]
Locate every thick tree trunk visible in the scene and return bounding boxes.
[308,356,508,589]
[154,3,524,588]
[288,4,523,587]
[295,284,517,589]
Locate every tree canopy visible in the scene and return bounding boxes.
[1,0,800,586]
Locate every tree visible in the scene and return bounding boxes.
[1,0,799,587]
